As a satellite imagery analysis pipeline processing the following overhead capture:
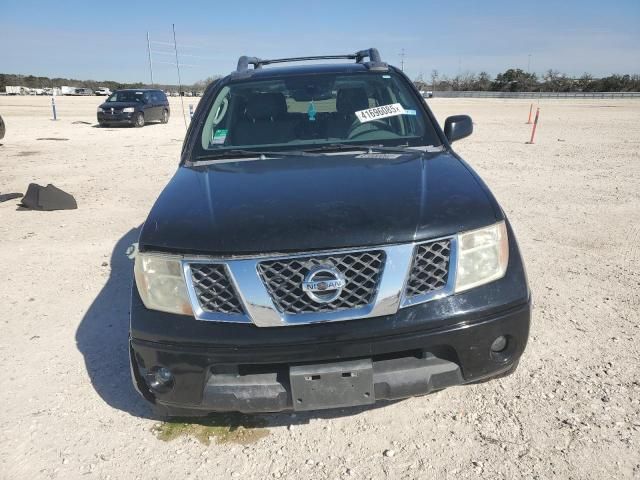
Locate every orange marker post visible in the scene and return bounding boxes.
[526,103,533,124]
[526,108,540,144]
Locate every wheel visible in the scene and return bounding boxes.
[161,109,169,124]
[0,114,5,140]
[99,122,108,128]
[134,112,145,128]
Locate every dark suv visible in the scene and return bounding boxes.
[129,49,531,415]
[97,89,169,127]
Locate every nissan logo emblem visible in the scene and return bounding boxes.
[301,265,346,304]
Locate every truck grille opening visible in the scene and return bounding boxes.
[189,264,244,314]
[404,239,451,298]
[258,251,385,314]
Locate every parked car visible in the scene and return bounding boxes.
[129,48,531,416]
[97,89,169,127]
[0,113,5,139]
[95,87,112,96]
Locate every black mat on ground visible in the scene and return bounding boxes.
[20,183,77,211]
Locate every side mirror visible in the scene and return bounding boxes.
[444,115,473,143]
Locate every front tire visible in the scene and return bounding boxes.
[161,109,169,124]
[134,112,145,128]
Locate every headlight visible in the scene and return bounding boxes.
[97,107,104,112]
[134,253,193,315]
[123,107,135,113]
[455,221,509,292]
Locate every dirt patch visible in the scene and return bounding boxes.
[16,150,40,157]
[152,414,269,445]
[36,137,69,141]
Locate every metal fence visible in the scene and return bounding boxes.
[429,91,640,99]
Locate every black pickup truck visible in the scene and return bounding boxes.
[129,49,531,416]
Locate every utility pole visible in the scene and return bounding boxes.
[173,24,188,128]
[399,48,405,71]
[146,31,154,86]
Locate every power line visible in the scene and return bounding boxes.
[150,50,222,61]
[149,40,210,50]
[154,60,199,68]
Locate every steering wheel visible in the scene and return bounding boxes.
[347,119,394,139]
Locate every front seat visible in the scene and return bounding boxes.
[328,87,369,139]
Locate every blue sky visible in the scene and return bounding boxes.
[1,0,638,83]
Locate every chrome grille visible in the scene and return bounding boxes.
[189,264,244,314]
[258,251,385,314]
[405,240,451,298]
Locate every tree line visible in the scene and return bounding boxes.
[3,70,639,94]
[0,73,221,93]
[414,69,640,92]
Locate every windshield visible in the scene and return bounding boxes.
[199,72,440,153]
[107,91,145,103]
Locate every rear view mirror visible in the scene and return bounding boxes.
[444,115,473,143]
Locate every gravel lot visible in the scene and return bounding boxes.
[1,95,638,479]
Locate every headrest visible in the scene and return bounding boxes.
[245,93,287,120]
[336,88,369,114]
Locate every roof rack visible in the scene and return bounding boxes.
[234,48,388,75]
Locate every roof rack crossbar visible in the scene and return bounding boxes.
[235,48,385,73]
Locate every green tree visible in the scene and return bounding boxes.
[491,68,537,91]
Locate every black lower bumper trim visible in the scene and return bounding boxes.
[131,300,530,414]
[156,355,465,414]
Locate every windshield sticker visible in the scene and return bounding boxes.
[211,129,228,145]
[355,103,406,123]
[404,109,417,115]
[382,75,391,79]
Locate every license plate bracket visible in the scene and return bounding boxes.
[290,359,374,411]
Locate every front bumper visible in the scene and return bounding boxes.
[97,112,134,124]
[130,298,531,414]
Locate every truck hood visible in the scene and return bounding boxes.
[139,151,500,255]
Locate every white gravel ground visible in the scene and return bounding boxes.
[0,96,639,479]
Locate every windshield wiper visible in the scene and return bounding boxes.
[301,143,424,154]
[194,149,306,162]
